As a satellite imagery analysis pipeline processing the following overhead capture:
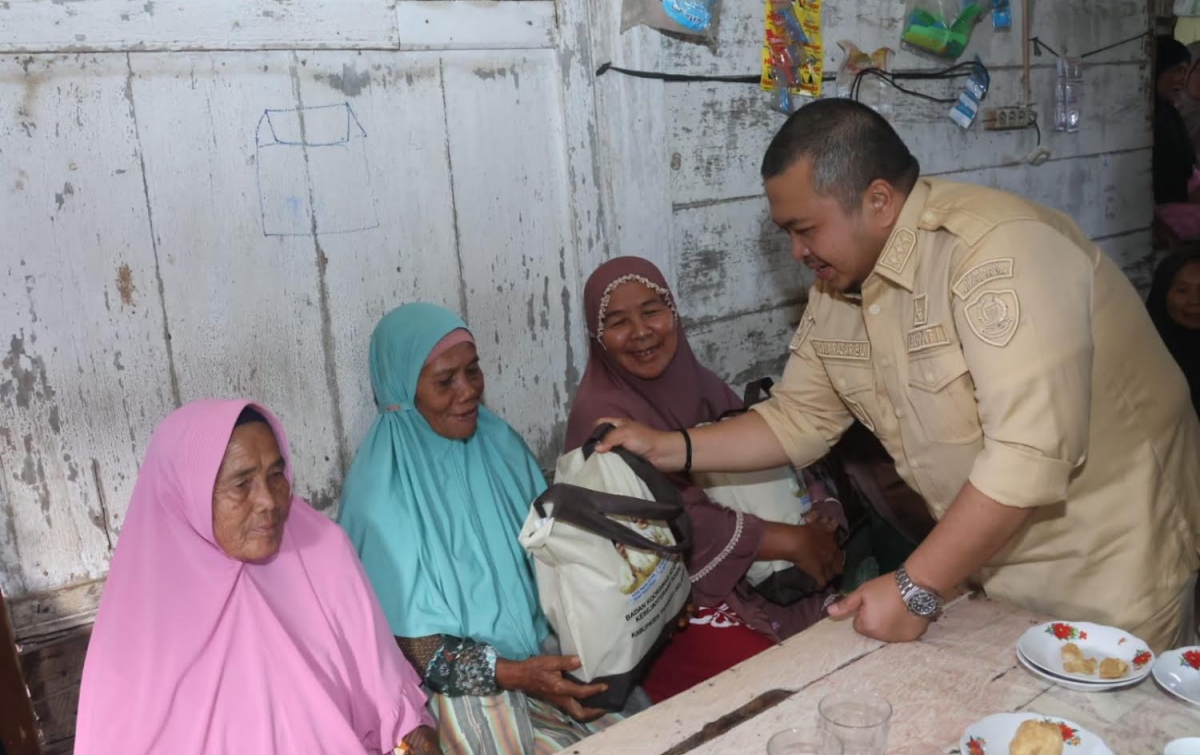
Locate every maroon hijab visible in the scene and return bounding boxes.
[565,257,741,450]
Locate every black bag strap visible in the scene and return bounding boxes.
[533,483,691,555]
[717,377,775,421]
[742,377,774,408]
[533,423,693,554]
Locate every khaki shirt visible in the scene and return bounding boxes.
[753,178,1200,650]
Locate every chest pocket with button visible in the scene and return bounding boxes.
[906,348,982,444]
[822,359,879,435]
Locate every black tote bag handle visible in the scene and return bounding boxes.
[532,423,693,554]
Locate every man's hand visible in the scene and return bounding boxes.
[593,418,687,471]
[826,573,931,643]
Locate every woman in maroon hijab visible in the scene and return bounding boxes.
[565,257,845,702]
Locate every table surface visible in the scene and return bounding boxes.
[562,596,1200,755]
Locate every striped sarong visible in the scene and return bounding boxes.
[430,689,624,755]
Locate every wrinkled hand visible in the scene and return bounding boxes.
[592,418,686,472]
[544,693,610,723]
[400,725,442,755]
[790,523,844,587]
[805,511,840,534]
[675,602,697,632]
[495,655,608,709]
[826,573,930,643]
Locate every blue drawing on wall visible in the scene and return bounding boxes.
[255,102,379,236]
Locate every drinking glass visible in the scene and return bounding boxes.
[767,727,844,755]
[817,690,891,755]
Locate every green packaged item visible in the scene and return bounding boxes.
[901,0,984,60]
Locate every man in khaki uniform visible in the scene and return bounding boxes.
[597,99,1200,650]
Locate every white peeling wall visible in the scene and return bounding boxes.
[656,0,1154,390]
[0,0,598,599]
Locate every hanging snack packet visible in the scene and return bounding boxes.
[835,41,895,119]
[760,0,824,112]
[991,0,1012,30]
[948,57,990,129]
[621,0,722,43]
[901,0,985,60]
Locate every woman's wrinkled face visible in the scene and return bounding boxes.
[1167,260,1200,330]
[212,422,292,561]
[599,281,679,381]
[415,342,484,440]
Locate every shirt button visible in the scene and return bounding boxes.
[868,304,881,315]
[895,407,906,419]
[921,211,935,223]
[923,370,934,382]
[836,377,846,388]
[881,356,893,367]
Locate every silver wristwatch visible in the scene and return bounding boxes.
[895,564,944,618]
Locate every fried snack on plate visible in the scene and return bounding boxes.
[1099,657,1129,679]
[1009,720,1064,755]
[1061,642,1097,675]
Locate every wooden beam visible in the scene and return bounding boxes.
[0,594,40,755]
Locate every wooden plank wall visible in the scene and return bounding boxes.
[0,2,596,604]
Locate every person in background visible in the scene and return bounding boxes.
[1148,250,1200,416]
[1175,42,1200,153]
[1154,37,1196,206]
[594,99,1200,653]
[565,256,846,702]
[337,303,628,755]
[75,400,437,755]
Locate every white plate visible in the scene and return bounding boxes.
[1017,621,1155,684]
[1153,646,1200,707]
[1165,738,1200,755]
[1016,649,1146,692]
[960,712,1113,755]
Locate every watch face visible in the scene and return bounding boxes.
[908,590,942,617]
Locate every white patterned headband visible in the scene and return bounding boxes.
[593,274,678,340]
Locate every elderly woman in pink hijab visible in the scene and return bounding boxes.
[74,399,438,755]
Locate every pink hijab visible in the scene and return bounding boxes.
[75,399,431,755]
[565,257,741,450]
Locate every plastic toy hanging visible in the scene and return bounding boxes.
[901,0,985,60]
[760,0,824,113]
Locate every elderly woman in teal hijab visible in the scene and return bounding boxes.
[338,303,626,755]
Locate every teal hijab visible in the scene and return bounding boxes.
[337,303,549,661]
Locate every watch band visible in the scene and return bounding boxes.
[895,564,944,618]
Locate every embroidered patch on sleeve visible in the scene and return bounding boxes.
[878,228,917,275]
[907,323,950,353]
[811,339,871,361]
[964,289,1020,347]
[952,258,1014,300]
[912,294,929,327]
[789,311,816,353]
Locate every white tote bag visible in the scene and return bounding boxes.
[693,464,820,605]
[518,428,691,711]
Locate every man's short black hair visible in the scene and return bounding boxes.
[761,99,920,211]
